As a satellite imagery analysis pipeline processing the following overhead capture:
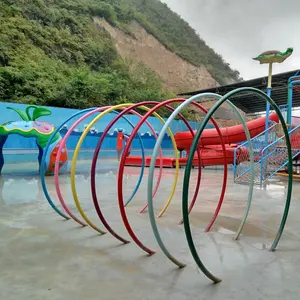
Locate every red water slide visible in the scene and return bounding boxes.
[173,112,279,167]
[174,112,279,150]
[125,113,280,168]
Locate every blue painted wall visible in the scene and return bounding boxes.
[0,101,213,151]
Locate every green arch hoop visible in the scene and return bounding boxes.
[183,88,293,260]
[147,93,255,283]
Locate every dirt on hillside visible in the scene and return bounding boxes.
[94,18,221,94]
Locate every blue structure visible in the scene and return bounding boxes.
[287,70,300,126]
[234,70,300,185]
[0,102,215,165]
[0,102,210,138]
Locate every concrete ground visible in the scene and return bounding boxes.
[0,161,300,300]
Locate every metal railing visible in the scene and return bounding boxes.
[260,124,300,182]
[233,122,278,183]
[234,123,300,185]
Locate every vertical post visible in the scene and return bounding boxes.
[37,142,43,167]
[287,81,293,128]
[262,63,272,183]
[260,150,263,185]
[265,63,273,131]
[179,150,183,158]
[0,136,7,174]
[233,148,236,181]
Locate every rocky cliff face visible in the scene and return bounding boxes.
[94,18,219,94]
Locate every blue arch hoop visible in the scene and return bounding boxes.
[40,108,146,220]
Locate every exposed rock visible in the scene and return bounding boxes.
[94,18,219,94]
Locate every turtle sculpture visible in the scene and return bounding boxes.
[253,47,293,64]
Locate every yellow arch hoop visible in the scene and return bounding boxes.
[70,103,179,228]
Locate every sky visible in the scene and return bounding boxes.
[161,0,300,80]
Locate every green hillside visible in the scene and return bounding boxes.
[120,0,242,84]
[0,0,241,110]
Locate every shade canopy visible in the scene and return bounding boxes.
[179,70,300,114]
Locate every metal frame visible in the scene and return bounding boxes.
[234,123,300,185]
[180,69,300,114]
[261,124,300,181]
[233,123,277,184]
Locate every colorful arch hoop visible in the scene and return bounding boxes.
[182,97,253,283]
[147,93,254,282]
[41,107,147,224]
[88,109,163,243]
[98,100,203,219]
[40,108,97,220]
[117,99,228,223]
[55,107,164,242]
[71,103,178,255]
[38,87,293,284]
[89,106,164,209]
[119,98,228,268]
[183,88,292,257]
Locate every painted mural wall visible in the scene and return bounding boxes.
[0,102,212,153]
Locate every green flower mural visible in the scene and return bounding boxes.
[6,105,52,122]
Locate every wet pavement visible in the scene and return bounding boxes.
[0,161,300,300]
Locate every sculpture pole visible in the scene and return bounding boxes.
[253,47,293,131]
[265,62,273,134]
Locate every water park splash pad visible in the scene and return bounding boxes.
[38,86,295,284]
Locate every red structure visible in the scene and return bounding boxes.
[116,129,130,161]
[125,113,279,168]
